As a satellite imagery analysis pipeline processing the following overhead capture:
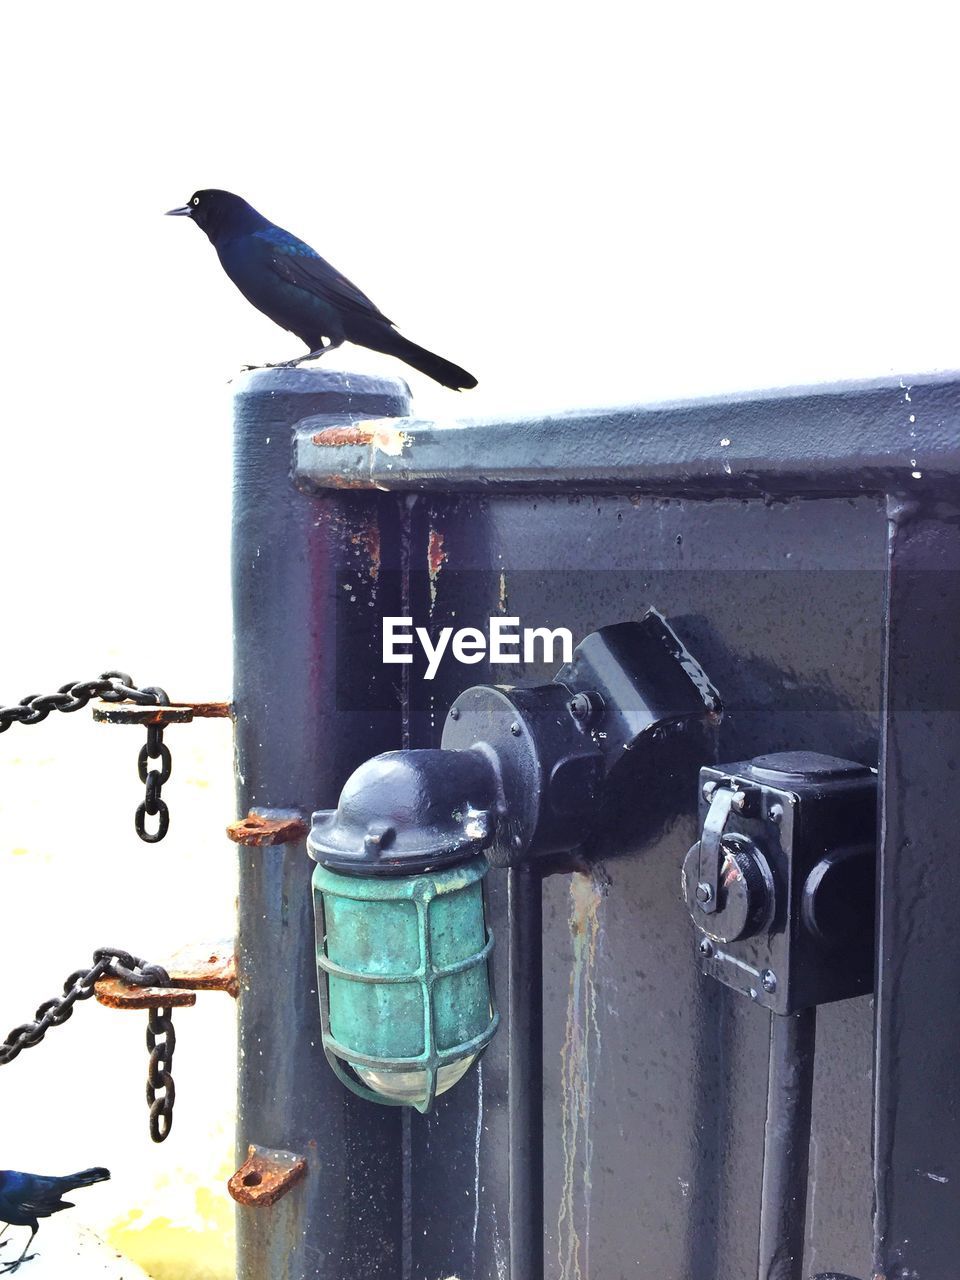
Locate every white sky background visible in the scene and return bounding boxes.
[0,1,957,1273]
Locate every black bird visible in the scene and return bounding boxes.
[0,1166,110,1272]
[167,190,478,390]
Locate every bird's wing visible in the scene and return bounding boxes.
[7,1189,70,1217]
[252,228,393,325]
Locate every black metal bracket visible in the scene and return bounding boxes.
[683,751,877,1014]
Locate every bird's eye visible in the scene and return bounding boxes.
[192,196,200,206]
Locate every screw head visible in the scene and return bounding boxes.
[698,938,715,958]
[730,790,747,811]
[449,706,460,721]
[567,692,596,724]
[702,780,717,800]
[695,882,714,905]
[761,969,777,994]
[510,721,522,736]
[768,803,783,824]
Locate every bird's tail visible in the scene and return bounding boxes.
[61,1168,110,1190]
[363,328,478,391]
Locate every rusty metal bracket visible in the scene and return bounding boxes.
[228,1144,308,1207]
[95,941,238,1008]
[92,700,232,725]
[93,698,232,842]
[227,809,309,847]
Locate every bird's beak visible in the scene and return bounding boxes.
[165,205,193,217]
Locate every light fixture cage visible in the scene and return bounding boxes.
[312,854,499,1113]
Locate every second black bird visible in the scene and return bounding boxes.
[0,1165,110,1272]
[167,190,478,390]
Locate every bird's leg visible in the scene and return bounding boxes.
[273,338,345,369]
[242,339,343,373]
[0,1227,36,1273]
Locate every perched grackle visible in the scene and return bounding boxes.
[0,1166,109,1272]
[167,190,478,390]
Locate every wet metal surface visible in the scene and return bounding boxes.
[235,366,960,1279]
[405,490,883,1280]
[228,1144,308,1207]
[873,496,960,1278]
[294,371,960,496]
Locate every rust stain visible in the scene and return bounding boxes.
[94,979,197,1010]
[558,870,607,1280]
[427,528,446,609]
[350,518,381,585]
[164,942,239,998]
[226,812,308,847]
[312,420,411,456]
[228,1144,307,1207]
[179,701,232,719]
[313,424,373,447]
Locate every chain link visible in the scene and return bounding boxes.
[135,694,172,843]
[0,672,176,843]
[146,1006,177,1141]
[0,948,176,1142]
[0,671,161,733]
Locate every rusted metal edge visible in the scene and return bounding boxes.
[93,700,232,725]
[93,703,193,725]
[228,1144,308,1207]
[94,979,198,1010]
[227,809,309,847]
[181,701,233,719]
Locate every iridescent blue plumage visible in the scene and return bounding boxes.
[252,226,321,258]
[0,1166,110,1271]
[168,188,477,389]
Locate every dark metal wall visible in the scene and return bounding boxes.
[234,368,960,1280]
[400,492,883,1280]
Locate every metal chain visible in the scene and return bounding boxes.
[0,672,176,843]
[0,947,176,1142]
[146,1006,176,1141]
[0,671,160,733]
[136,690,172,843]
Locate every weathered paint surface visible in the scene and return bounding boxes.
[558,870,606,1280]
